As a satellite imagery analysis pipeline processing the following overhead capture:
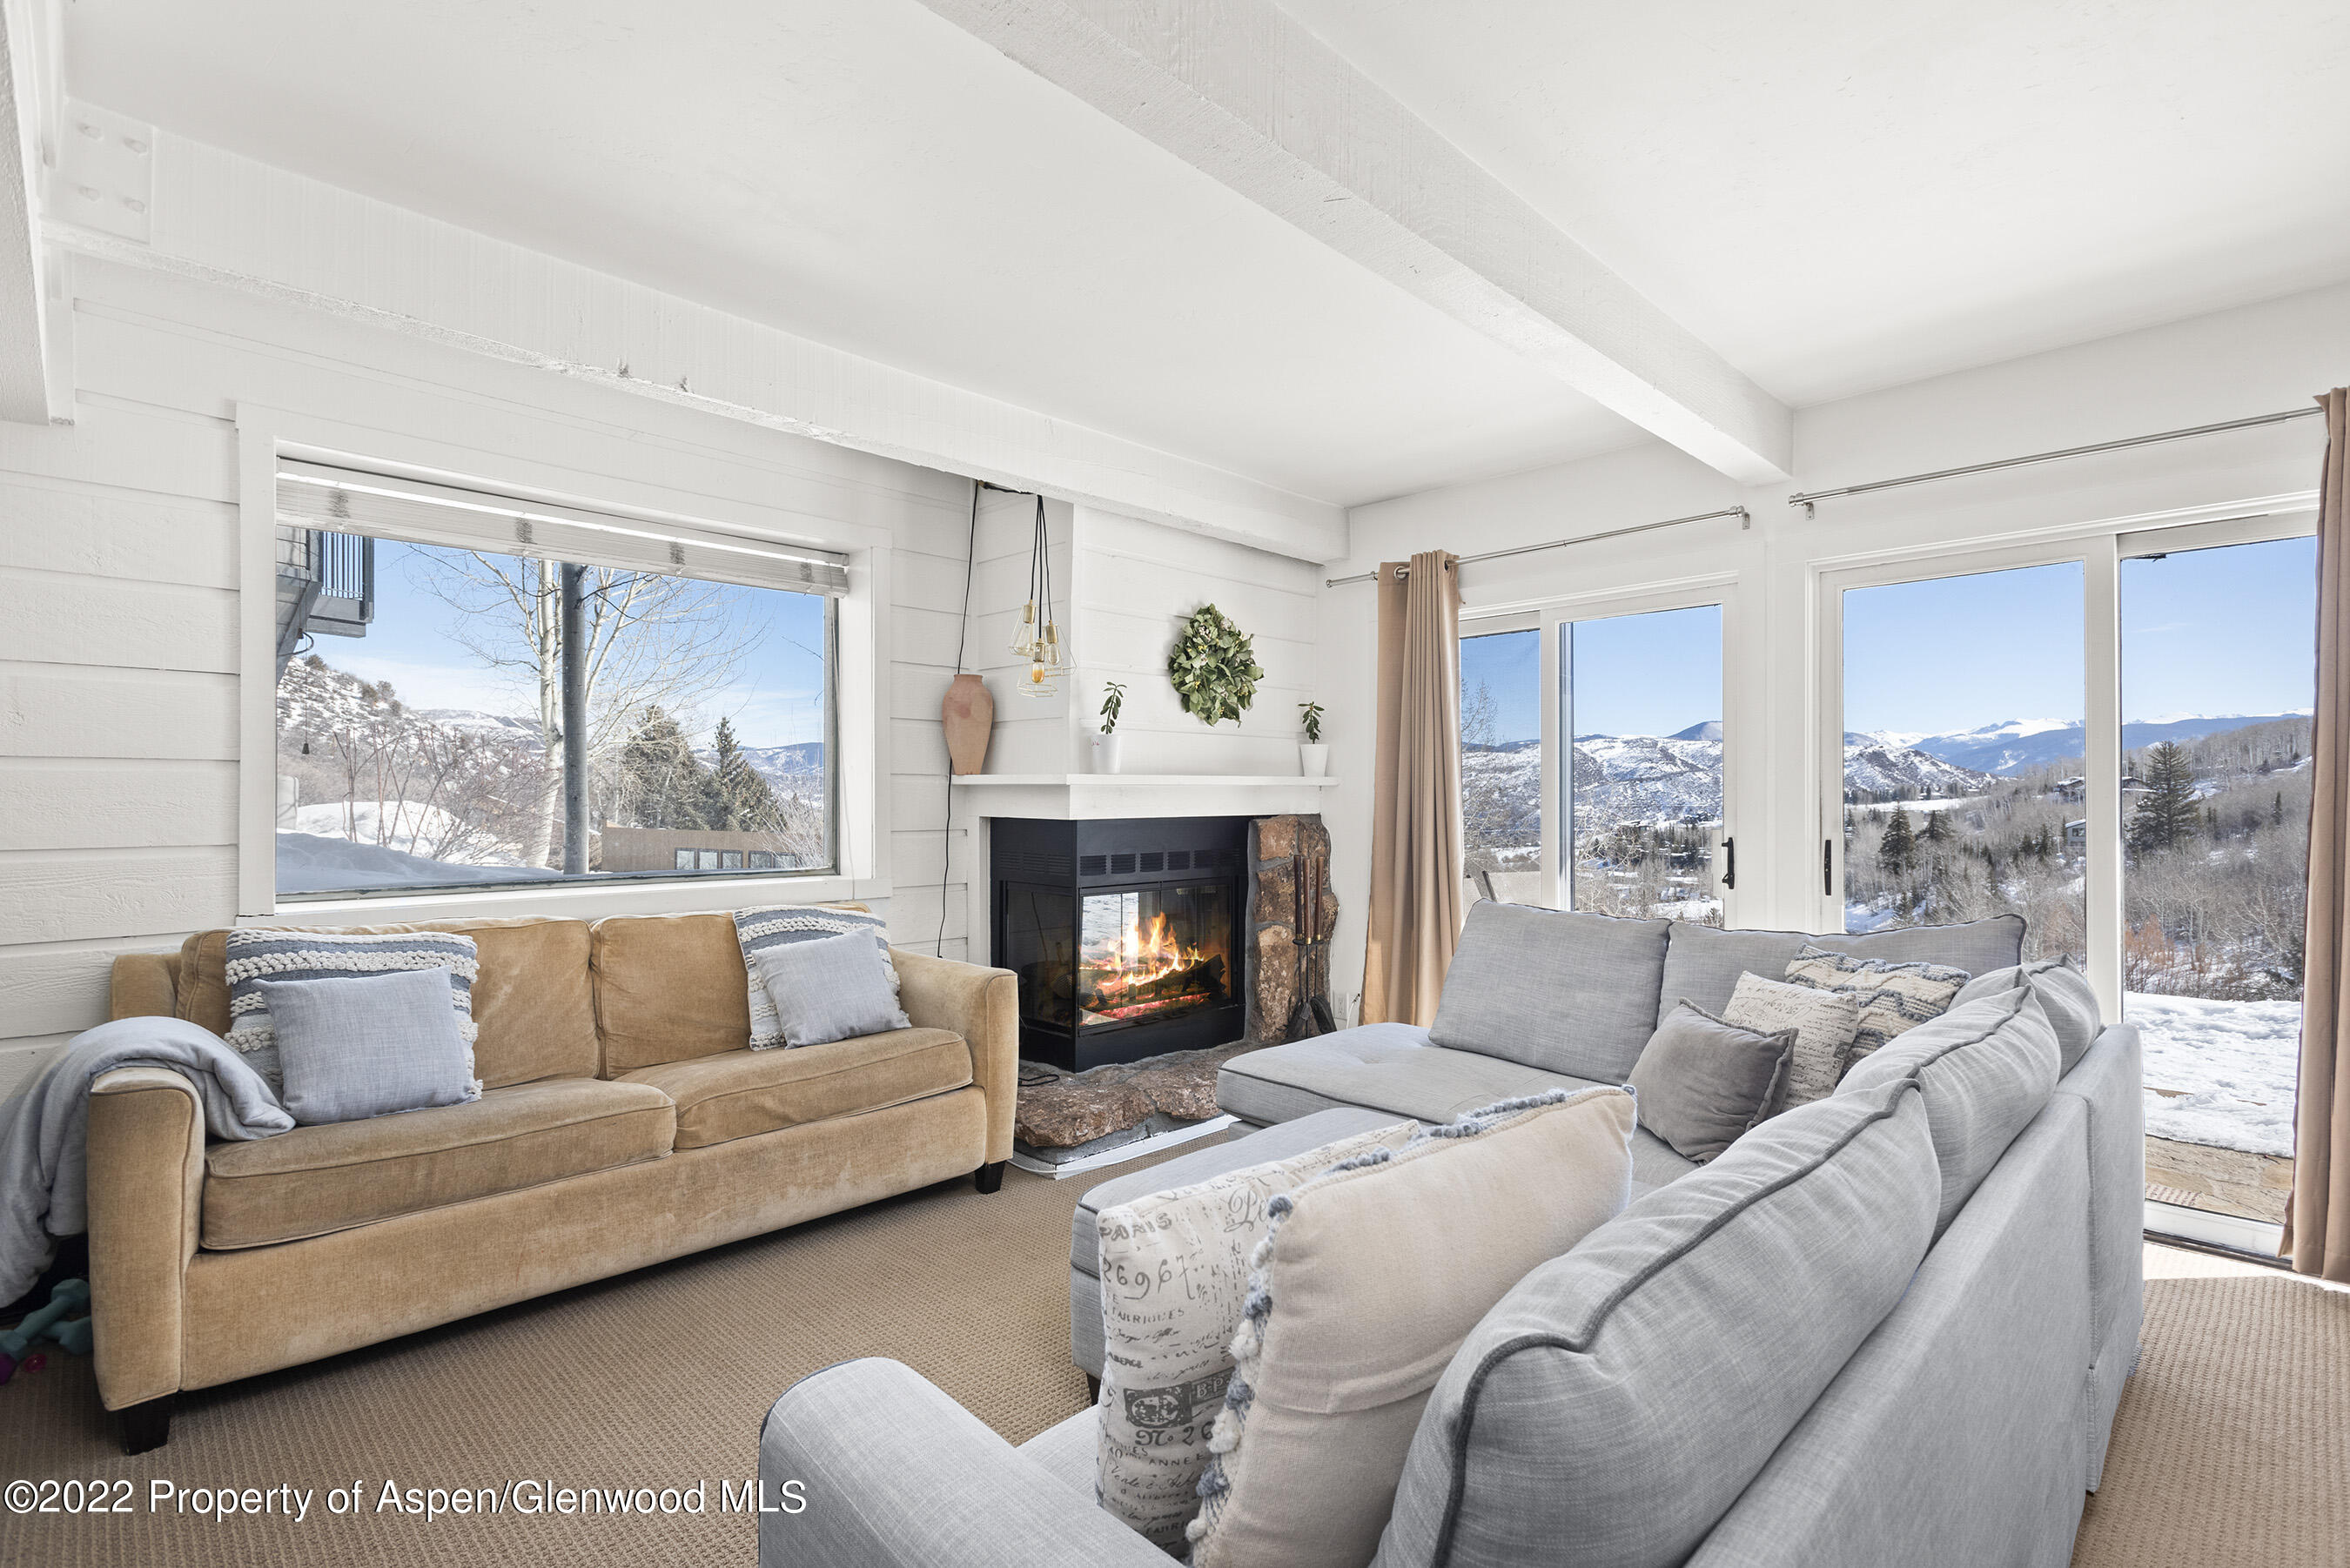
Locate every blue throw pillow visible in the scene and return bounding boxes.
[750,930,911,1049]
[255,967,484,1125]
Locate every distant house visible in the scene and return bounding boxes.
[2052,775,2148,805]
[2065,819,2088,850]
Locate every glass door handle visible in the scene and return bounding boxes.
[1823,838,1833,896]
[1721,837,1735,891]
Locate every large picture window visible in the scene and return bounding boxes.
[271,462,841,899]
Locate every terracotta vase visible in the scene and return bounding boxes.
[942,673,995,775]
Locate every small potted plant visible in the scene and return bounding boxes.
[1298,700,1328,777]
[1094,681,1126,774]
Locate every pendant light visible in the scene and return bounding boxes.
[1010,493,1063,697]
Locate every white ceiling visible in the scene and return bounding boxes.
[64,0,2350,506]
[1280,0,2350,405]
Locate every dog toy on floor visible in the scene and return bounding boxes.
[1,1278,91,1384]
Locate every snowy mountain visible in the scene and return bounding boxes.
[1574,730,1724,824]
[1887,714,2312,776]
[1469,722,2003,846]
[1839,741,1994,800]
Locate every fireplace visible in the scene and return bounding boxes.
[991,816,1248,1070]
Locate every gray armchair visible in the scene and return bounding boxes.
[759,1358,1159,1568]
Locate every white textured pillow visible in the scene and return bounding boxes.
[1093,1120,1418,1551]
[1189,1088,1636,1568]
[1723,972,1860,1112]
[1783,944,1969,1066]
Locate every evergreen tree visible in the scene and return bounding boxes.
[615,706,715,829]
[708,716,785,833]
[2126,741,2199,857]
[1877,807,1917,877]
[1921,808,1951,845]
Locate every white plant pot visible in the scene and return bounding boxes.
[1093,732,1125,774]
[1299,742,1330,777]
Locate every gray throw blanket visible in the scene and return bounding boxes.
[0,1016,292,1303]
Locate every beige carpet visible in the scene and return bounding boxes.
[2073,1275,2350,1568]
[0,1143,1212,1568]
[3,1156,2340,1567]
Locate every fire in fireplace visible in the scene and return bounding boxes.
[1078,890,1228,1026]
[991,816,1247,1070]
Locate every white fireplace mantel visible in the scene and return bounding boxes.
[948,773,1340,821]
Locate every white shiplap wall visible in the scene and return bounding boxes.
[0,258,990,1095]
[1069,506,1320,776]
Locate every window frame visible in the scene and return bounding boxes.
[237,409,889,923]
[1461,568,1747,921]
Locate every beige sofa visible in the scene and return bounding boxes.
[88,908,1017,1452]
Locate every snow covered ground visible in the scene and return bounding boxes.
[2130,991,2300,1156]
[275,831,551,894]
[288,801,517,862]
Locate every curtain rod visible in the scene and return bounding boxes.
[1786,405,2323,513]
[1324,506,1750,586]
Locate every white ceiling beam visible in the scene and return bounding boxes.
[918,0,1794,484]
[0,0,64,424]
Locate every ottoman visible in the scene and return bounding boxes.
[1068,1104,1413,1385]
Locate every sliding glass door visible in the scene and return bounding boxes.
[1564,605,1725,921]
[2120,533,2313,1229]
[1836,561,2087,962]
[1826,517,2315,1250]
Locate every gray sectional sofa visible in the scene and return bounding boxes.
[760,905,2145,1568]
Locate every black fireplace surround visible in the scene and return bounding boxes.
[991,815,1248,1070]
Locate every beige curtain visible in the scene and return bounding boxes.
[1362,552,1465,1026]
[2288,387,2350,1282]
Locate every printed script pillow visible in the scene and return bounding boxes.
[1093,1120,1419,1552]
[1722,972,1859,1114]
[225,928,479,1076]
[1189,1088,1636,1568]
[733,906,897,1050]
[1783,943,1970,1067]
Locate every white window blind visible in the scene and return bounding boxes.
[275,459,851,597]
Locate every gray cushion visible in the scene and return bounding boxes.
[751,930,910,1049]
[1654,925,1811,1026]
[1952,955,2102,1074]
[1805,913,2025,977]
[1627,1001,1792,1162]
[1430,903,1670,1080]
[1073,1105,1400,1276]
[1838,987,2061,1236]
[1651,915,2024,1028]
[1374,1077,1940,1568]
[1215,1029,1697,1191]
[257,967,483,1125]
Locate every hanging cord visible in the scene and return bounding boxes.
[941,479,981,958]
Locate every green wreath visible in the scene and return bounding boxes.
[1166,604,1262,727]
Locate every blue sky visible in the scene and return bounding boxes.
[1462,536,2313,744]
[320,539,830,747]
[1462,605,1723,742]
